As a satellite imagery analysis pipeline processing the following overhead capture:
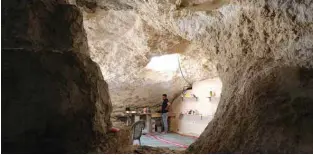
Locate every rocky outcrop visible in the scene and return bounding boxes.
[75,0,219,115]
[134,146,183,154]
[94,123,133,153]
[185,1,313,153]
[188,60,313,153]
[2,0,114,153]
[2,49,112,153]
[77,0,313,153]
[2,0,88,53]
[3,0,313,153]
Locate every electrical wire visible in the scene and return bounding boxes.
[177,55,192,86]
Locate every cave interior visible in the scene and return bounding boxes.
[2,0,313,154]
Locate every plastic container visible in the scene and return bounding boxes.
[151,119,156,133]
[157,126,162,133]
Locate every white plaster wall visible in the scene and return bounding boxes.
[170,77,222,136]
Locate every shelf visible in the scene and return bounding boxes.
[180,114,213,117]
[182,114,203,116]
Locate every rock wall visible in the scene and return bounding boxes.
[4,0,312,153]
[188,60,313,153]
[186,1,313,153]
[2,0,113,153]
[73,0,218,112]
[2,0,88,53]
[75,0,313,153]
[2,49,112,153]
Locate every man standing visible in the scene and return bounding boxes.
[161,94,170,134]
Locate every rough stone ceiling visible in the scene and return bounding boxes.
[3,0,313,153]
[70,0,313,111]
[69,0,220,110]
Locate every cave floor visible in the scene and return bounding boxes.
[138,133,197,150]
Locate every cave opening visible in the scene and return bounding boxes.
[145,54,179,72]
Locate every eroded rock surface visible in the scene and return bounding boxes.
[2,49,112,153]
[134,145,183,154]
[75,0,313,153]
[75,1,219,119]
[2,0,114,153]
[188,61,313,153]
[2,0,88,53]
[2,0,313,153]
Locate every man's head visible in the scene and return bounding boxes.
[162,94,167,100]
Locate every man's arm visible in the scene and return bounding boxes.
[165,102,171,110]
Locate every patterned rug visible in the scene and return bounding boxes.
[137,133,197,150]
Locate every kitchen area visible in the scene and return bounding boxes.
[115,77,222,137]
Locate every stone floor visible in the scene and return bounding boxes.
[136,133,197,150]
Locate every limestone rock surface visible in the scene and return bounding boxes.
[76,0,313,153]
[2,0,115,153]
[76,0,219,113]
[3,0,313,153]
[2,49,112,153]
